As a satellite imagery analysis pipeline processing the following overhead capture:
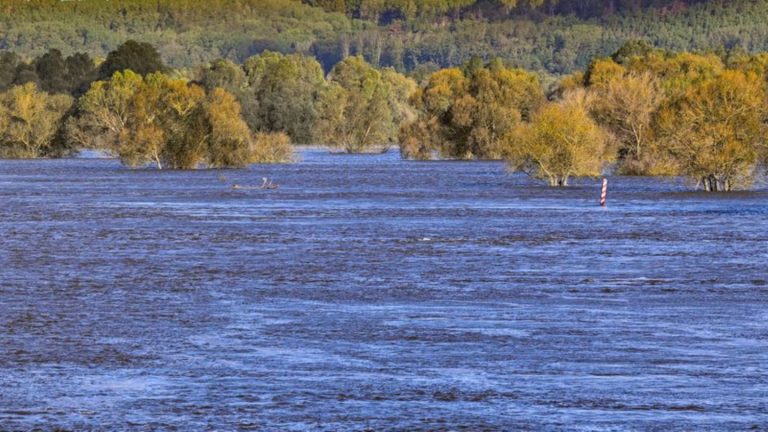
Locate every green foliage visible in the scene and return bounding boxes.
[611,40,659,65]
[0,0,351,70]
[0,49,97,96]
[200,59,248,92]
[0,52,19,90]
[199,51,326,144]
[315,56,393,152]
[380,67,418,142]
[99,40,166,80]
[5,0,768,77]
[243,51,326,143]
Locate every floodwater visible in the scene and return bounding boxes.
[1,150,767,431]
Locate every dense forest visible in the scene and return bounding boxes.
[3,0,768,75]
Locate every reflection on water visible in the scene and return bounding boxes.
[1,150,767,430]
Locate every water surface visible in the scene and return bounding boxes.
[1,150,767,430]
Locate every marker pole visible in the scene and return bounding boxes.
[600,178,608,207]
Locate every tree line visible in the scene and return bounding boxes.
[399,41,768,191]
[2,39,767,190]
[0,40,416,167]
[0,41,292,167]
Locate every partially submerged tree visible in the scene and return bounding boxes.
[70,72,291,168]
[315,56,392,152]
[380,67,418,144]
[243,51,326,144]
[199,52,327,145]
[251,131,294,163]
[590,71,664,174]
[505,90,610,186]
[0,83,73,158]
[656,70,767,191]
[67,70,144,151]
[400,59,544,160]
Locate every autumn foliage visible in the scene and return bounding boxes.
[0,83,73,158]
[68,71,284,169]
[506,90,610,187]
[400,49,768,191]
[2,37,768,191]
[400,60,544,160]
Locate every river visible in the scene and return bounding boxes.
[1,150,766,430]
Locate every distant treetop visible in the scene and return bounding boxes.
[99,40,166,80]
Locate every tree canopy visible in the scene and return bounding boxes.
[400,59,543,159]
[315,56,399,152]
[0,83,73,158]
[505,90,610,186]
[69,71,284,169]
[98,40,166,80]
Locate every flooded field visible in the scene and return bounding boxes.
[1,150,767,431]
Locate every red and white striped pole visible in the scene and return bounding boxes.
[600,178,608,207]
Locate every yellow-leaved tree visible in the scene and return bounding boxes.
[70,71,291,169]
[505,90,610,186]
[0,83,73,158]
[656,70,767,192]
[400,59,544,160]
[590,71,665,174]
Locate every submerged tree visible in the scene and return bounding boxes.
[70,71,291,169]
[656,70,767,191]
[243,51,326,144]
[0,83,73,158]
[590,71,664,174]
[400,60,544,160]
[66,70,144,151]
[505,90,610,186]
[380,67,418,144]
[199,52,328,145]
[315,56,392,152]
[251,131,294,163]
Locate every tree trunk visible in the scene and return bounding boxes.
[341,35,350,59]
[717,176,731,192]
[702,174,731,192]
[548,175,569,187]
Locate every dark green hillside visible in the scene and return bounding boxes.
[2,0,768,74]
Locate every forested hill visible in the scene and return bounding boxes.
[2,0,768,75]
[303,0,712,20]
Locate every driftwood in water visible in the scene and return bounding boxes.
[232,177,279,190]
